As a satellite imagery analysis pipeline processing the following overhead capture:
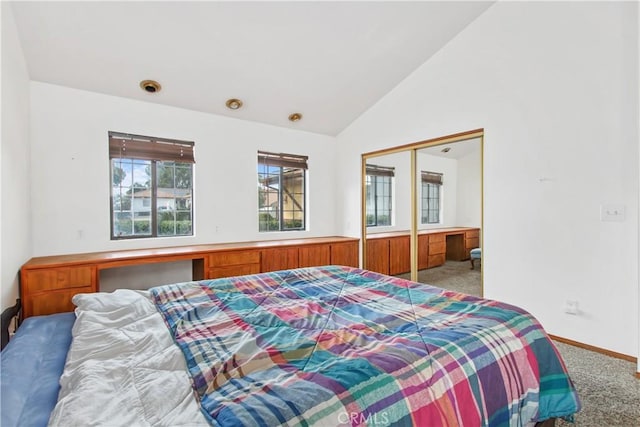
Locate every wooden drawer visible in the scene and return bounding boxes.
[429,233,445,243]
[209,250,260,267]
[25,286,94,317]
[208,264,261,279]
[465,229,480,239]
[429,241,446,255]
[428,254,445,268]
[465,237,480,249]
[25,266,95,292]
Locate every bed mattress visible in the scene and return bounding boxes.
[1,312,75,427]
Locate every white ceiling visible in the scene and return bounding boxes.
[11,1,493,136]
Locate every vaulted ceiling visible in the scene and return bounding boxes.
[11,1,493,136]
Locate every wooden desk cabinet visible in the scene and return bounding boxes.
[208,250,262,279]
[261,240,356,272]
[261,247,299,272]
[464,229,480,259]
[22,266,97,317]
[330,242,359,267]
[21,236,359,318]
[367,227,480,275]
[417,234,429,270]
[427,233,446,268]
[299,245,331,268]
[365,238,390,275]
[366,232,411,275]
[389,236,410,275]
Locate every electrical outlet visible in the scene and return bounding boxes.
[564,300,579,315]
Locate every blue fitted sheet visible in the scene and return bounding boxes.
[1,312,75,427]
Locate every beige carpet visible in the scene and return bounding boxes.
[396,260,482,296]
[554,341,640,426]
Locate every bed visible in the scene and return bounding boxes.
[1,265,580,426]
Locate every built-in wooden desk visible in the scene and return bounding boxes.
[366,227,480,275]
[20,236,359,318]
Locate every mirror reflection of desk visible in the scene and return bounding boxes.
[366,227,480,275]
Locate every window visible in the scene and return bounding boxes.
[257,151,307,232]
[109,132,195,239]
[421,171,443,224]
[366,164,394,227]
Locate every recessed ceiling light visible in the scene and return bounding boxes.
[226,98,243,110]
[288,113,302,122]
[139,80,161,93]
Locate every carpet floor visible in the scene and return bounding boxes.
[396,259,482,297]
[396,261,640,426]
[554,341,640,426]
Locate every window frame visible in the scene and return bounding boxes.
[257,151,308,232]
[109,131,195,240]
[365,164,394,227]
[421,171,443,225]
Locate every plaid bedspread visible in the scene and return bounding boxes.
[151,266,580,426]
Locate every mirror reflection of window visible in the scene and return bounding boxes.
[365,164,394,227]
[421,171,443,224]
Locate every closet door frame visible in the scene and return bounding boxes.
[361,128,484,287]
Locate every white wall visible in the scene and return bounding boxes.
[1,4,31,311]
[29,82,338,289]
[455,146,481,228]
[337,1,639,359]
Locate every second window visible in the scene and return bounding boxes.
[421,171,443,224]
[257,151,307,232]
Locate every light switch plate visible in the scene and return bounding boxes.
[600,204,625,222]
